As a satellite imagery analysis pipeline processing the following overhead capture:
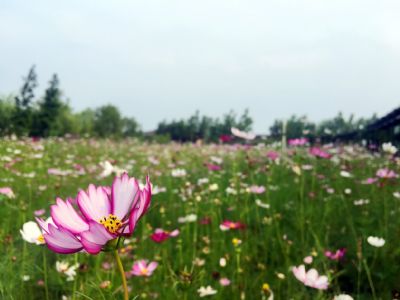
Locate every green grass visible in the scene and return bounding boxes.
[0,138,399,299]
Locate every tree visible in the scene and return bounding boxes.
[122,117,141,137]
[237,109,253,131]
[269,115,315,139]
[75,108,96,136]
[51,103,80,136]
[12,66,37,136]
[33,74,63,136]
[155,110,254,142]
[93,104,122,137]
[0,95,15,136]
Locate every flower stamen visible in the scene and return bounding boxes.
[141,268,148,275]
[37,234,45,244]
[100,214,122,234]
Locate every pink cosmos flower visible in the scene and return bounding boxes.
[219,135,232,143]
[0,187,15,199]
[150,228,179,243]
[362,178,378,185]
[39,173,151,254]
[47,168,70,176]
[219,277,231,286]
[288,138,308,146]
[309,147,331,159]
[220,220,245,231]
[130,260,158,277]
[34,209,46,216]
[266,151,279,161]
[325,248,346,261]
[292,265,328,290]
[376,168,398,179]
[303,256,313,264]
[249,185,266,194]
[206,163,222,171]
[200,217,212,225]
[231,127,256,140]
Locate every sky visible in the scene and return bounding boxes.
[0,0,399,133]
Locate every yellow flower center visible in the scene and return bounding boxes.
[37,234,45,244]
[141,268,149,275]
[232,238,241,246]
[262,283,270,292]
[99,214,122,234]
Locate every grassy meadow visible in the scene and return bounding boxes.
[0,138,399,299]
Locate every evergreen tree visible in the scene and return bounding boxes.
[12,66,37,136]
[34,74,63,136]
[0,95,15,136]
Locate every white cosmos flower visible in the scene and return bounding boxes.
[225,187,237,195]
[210,156,223,164]
[353,199,369,206]
[198,178,209,185]
[99,161,126,178]
[344,188,352,194]
[255,199,270,209]
[171,168,187,177]
[56,261,79,281]
[197,286,217,297]
[152,185,166,195]
[334,295,354,300]
[20,221,45,245]
[231,127,256,140]
[382,142,397,155]
[367,236,385,247]
[219,257,227,267]
[209,183,219,191]
[340,171,352,178]
[178,214,198,223]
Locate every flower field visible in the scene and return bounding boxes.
[0,138,399,299]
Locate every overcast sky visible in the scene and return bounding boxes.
[0,0,399,133]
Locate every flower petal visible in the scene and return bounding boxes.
[111,173,140,220]
[51,198,89,234]
[80,221,115,254]
[35,217,55,234]
[313,275,329,290]
[77,184,111,222]
[305,269,319,287]
[292,265,306,283]
[136,178,152,219]
[147,262,158,272]
[44,224,83,254]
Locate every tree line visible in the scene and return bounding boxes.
[0,66,140,138]
[269,113,378,141]
[1,66,380,142]
[0,66,254,142]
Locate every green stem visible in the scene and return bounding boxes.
[114,250,129,300]
[72,253,78,300]
[42,249,49,300]
[363,259,377,300]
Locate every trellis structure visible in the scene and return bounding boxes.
[364,106,400,144]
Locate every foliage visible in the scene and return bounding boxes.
[156,110,253,142]
[12,65,37,136]
[0,139,398,299]
[93,104,123,138]
[269,112,378,141]
[0,95,15,136]
[0,67,142,139]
